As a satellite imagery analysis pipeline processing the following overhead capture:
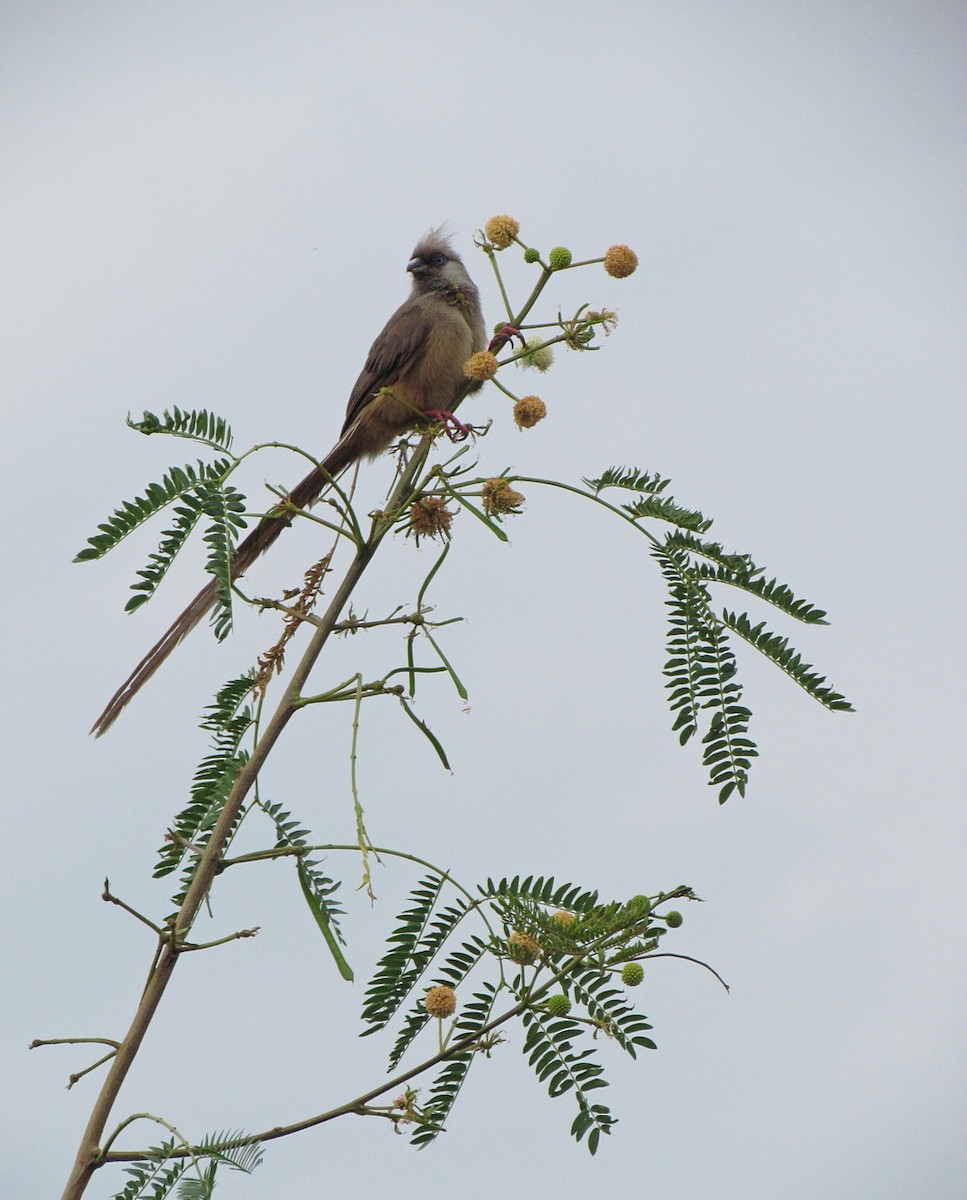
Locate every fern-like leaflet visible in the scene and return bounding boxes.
[409,983,500,1149]
[129,407,234,453]
[154,675,254,901]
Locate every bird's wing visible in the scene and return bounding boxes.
[341,299,432,434]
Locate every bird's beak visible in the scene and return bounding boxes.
[407,257,426,274]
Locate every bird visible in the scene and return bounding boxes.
[91,229,487,736]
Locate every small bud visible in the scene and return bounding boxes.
[546,994,572,1017]
[484,215,520,249]
[517,338,554,373]
[548,246,572,269]
[664,910,683,928]
[423,985,457,1018]
[481,478,525,515]
[603,244,638,278]
[407,495,454,542]
[625,894,651,917]
[513,395,547,430]
[523,247,541,264]
[621,962,645,988]
[507,930,542,964]
[463,350,499,381]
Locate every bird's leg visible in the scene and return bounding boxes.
[488,324,524,352]
[424,410,472,442]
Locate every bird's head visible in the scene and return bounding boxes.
[406,230,477,295]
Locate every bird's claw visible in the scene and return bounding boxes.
[488,324,524,352]
[424,409,472,442]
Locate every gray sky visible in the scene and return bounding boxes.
[3,3,965,1197]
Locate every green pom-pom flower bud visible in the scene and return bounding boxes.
[664,910,683,928]
[625,894,651,917]
[523,247,540,264]
[546,993,572,1017]
[548,246,572,269]
[621,962,644,988]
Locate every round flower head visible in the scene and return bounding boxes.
[423,985,457,1018]
[552,910,577,926]
[621,962,645,988]
[507,930,542,964]
[463,350,499,381]
[546,994,572,1017]
[548,246,572,269]
[604,244,639,278]
[481,478,525,515]
[517,338,554,373]
[484,215,520,249]
[408,495,454,541]
[513,395,547,430]
[664,910,683,928]
[523,247,541,264]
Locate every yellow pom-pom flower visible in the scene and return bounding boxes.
[603,244,639,278]
[484,215,520,249]
[513,395,547,430]
[423,985,457,1018]
[463,350,499,381]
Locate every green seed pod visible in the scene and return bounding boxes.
[548,246,572,269]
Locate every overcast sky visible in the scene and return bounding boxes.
[3,3,965,1197]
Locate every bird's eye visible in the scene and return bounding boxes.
[431,252,447,267]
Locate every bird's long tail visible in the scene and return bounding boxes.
[90,438,355,737]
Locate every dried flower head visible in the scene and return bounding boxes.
[513,395,547,430]
[507,930,542,964]
[548,246,572,269]
[408,495,454,542]
[484,215,520,249]
[423,985,457,1018]
[604,244,638,278]
[517,338,554,372]
[552,910,577,926]
[481,478,525,515]
[587,309,619,335]
[463,350,499,381]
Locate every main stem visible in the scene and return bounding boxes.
[61,444,429,1199]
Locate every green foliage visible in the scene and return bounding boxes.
[129,407,234,453]
[362,870,688,1152]
[262,799,347,949]
[361,874,470,1032]
[201,485,247,640]
[112,1130,261,1200]
[74,458,231,561]
[410,983,500,1149]
[153,675,254,901]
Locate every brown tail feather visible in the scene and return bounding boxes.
[90,440,355,737]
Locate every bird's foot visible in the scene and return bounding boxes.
[424,409,472,442]
[488,324,524,352]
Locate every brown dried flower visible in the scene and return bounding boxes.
[513,395,547,430]
[423,985,457,1018]
[481,478,525,515]
[603,244,638,278]
[551,910,577,926]
[408,495,454,542]
[484,215,520,249]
